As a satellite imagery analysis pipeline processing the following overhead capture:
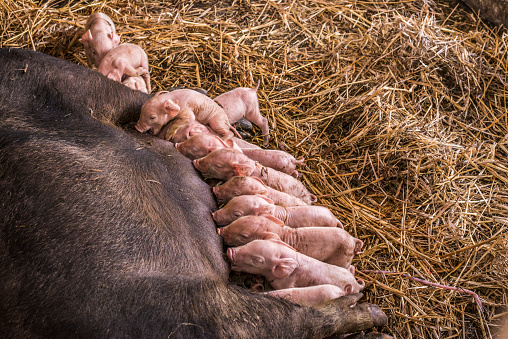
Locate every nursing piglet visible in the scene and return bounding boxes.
[266,285,347,307]
[98,43,151,93]
[217,215,362,268]
[193,149,317,204]
[214,82,270,146]
[227,239,365,292]
[213,176,307,206]
[176,135,302,177]
[81,13,120,68]
[135,89,236,141]
[213,195,342,228]
[175,134,241,160]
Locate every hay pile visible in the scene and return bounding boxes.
[1,0,507,337]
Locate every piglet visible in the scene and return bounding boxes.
[212,195,341,228]
[218,215,362,268]
[176,134,300,177]
[175,133,242,160]
[135,89,237,141]
[98,43,151,93]
[227,239,365,292]
[213,176,308,206]
[241,148,304,178]
[214,81,270,146]
[266,285,346,307]
[193,149,317,204]
[122,76,148,93]
[81,13,120,68]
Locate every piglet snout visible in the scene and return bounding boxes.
[310,194,317,203]
[226,247,235,262]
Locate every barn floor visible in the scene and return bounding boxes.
[1,0,507,337]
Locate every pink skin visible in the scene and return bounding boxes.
[213,195,342,228]
[81,13,120,68]
[240,149,304,178]
[212,176,308,206]
[217,215,362,268]
[227,239,365,292]
[135,89,236,141]
[122,76,148,93]
[193,148,317,204]
[175,133,241,160]
[266,285,346,307]
[98,43,151,93]
[214,81,270,146]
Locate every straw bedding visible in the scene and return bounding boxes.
[1,0,507,337]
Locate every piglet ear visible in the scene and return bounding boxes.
[263,215,285,227]
[81,29,92,46]
[272,258,298,279]
[256,194,274,204]
[269,238,297,252]
[110,32,120,46]
[261,231,281,241]
[256,204,275,217]
[214,135,231,148]
[223,138,236,148]
[233,163,255,176]
[164,99,180,114]
[252,176,268,188]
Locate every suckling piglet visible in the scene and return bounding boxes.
[212,194,342,228]
[175,133,241,160]
[193,148,317,204]
[217,215,362,268]
[266,285,347,307]
[98,43,151,93]
[212,176,308,206]
[227,239,365,292]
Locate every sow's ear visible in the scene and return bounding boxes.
[81,29,92,46]
[272,258,298,279]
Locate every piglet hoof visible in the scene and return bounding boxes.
[263,134,271,147]
[235,117,253,131]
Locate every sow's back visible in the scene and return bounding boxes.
[0,48,385,338]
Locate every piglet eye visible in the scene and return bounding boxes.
[234,212,242,218]
[252,256,264,264]
[241,234,249,238]
[150,116,156,120]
